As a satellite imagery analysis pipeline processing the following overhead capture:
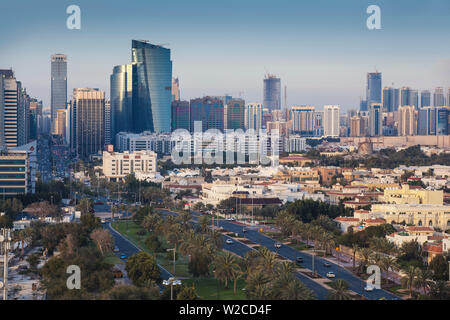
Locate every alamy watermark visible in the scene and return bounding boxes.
[66,265,81,290]
[366,5,381,30]
[66,5,81,30]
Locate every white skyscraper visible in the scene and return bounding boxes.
[323,105,340,137]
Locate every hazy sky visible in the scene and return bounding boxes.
[1,0,449,112]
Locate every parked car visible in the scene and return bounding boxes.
[112,268,123,278]
[274,243,282,249]
[326,272,335,278]
[364,285,374,292]
[323,262,331,267]
[226,239,233,244]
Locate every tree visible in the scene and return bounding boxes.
[327,279,352,300]
[381,256,398,284]
[103,284,160,300]
[212,252,241,290]
[25,201,61,220]
[145,234,163,253]
[401,266,419,297]
[177,286,199,300]
[90,229,114,256]
[126,252,161,286]
[429,255,449,281]
[77,198,94,215]
[414,268,432,295]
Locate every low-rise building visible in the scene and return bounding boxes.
[102,150,157,182]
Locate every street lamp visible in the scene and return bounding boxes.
[163,277,181,300]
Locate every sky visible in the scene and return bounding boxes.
[0,0,449,112]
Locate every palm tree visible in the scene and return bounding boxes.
[401,266,419,298]
[278,278,315,300]
[414,268,432,295]
[319,231,335,255]
[245,270,271,299]
[212,252,241,289]
[380,256,397,284]
[351,244,359,270]
[328,279,352,300]
[358,247,372,273]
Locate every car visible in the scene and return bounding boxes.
[364,285,374,292]
[326,272,335,278]
[112,268,123,278]
[296,257,303,263]
[101,219,106,223]
[120,254,127,260]
[113,247,119,253]
[323,262,331,267]
[226,239,233,244]
[242,228,247,233]
[274,243,282,249]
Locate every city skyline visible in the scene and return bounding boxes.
[1,0,450,112]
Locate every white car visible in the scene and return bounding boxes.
[326,272,335,278]
[364,285,374,292]
[226,239,233,244]
[274,243,282,249]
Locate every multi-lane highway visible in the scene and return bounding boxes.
[160,209,400,300]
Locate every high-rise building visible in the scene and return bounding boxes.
[0,69,19,148]
[433,87,445,107]
[105,100,111,145]
[393,88,400,111]
[447,88,450,108]
[323,105,340,137]
[369,103,383,136]
[410,89,419,109]
[171,100,190,131]
[132,40,172,133]
[224,99,245,130]
[436,107,449,135]
[190,97,224,132]
[110,64,134,139]
[73,88,105,159]
[398,106,417,136]
[245,103,263,131]
[263,74,281,111]
[17,84,30,146]
[382,87,394,112]
[418,106,437,135]
[51,54,67,132]
[289,105,315,135]
[421,90,431,108]
[400,87,412,107]
[54,109,67,137]
[313,110,324,137]
[171,77,180,102]
[366,72,382,106]
[350,116,365,137]
[29,99,41,140]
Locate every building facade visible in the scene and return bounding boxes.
[102,150,157,181]
[323,105,340,137]
[51,54,67,132]
[263,74,281,111]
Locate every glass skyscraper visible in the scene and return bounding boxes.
[263,74,281,111]
[366,72,382,105]
[51,54,67,132]
[421,90,431,108]
[110,64,135,138]
[382,87,394,112]
[132,40,172,133]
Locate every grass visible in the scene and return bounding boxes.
[104,252,123,265]
[183,278,246,300]
[387,285,409,296]
[111,220,247,300]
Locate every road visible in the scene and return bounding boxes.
[158,209,330,300]
[94,201,173,286]
[160,209,400,300]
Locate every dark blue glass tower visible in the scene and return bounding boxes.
[132,40,172,133]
